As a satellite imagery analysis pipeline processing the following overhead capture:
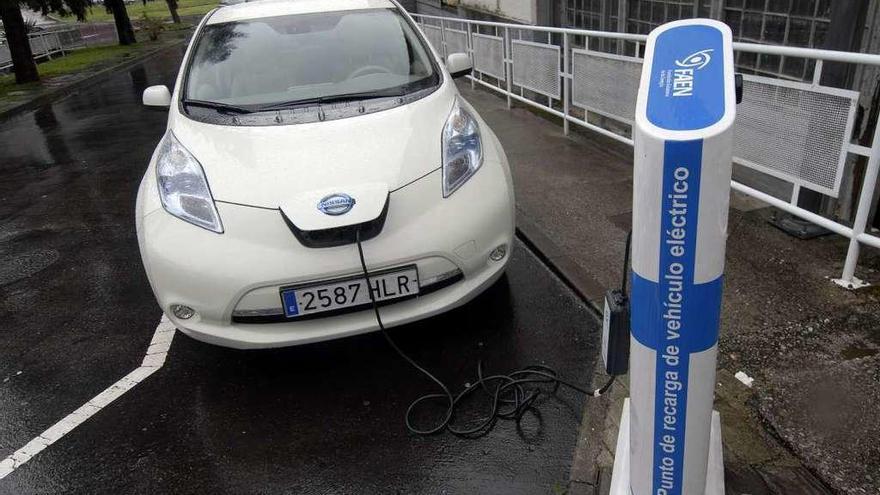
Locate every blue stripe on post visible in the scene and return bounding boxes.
[629,139,725,495]
[630,274,723,354]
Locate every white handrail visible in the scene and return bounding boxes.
[731,42,880,65]
[413,12,650,41]
[414,12,880,66]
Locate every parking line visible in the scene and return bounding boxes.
[0,316,176,480]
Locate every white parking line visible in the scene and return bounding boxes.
[0,316,176,480]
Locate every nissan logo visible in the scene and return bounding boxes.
[317,193,356,216]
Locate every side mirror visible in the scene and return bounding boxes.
[446,53,473,79]
[143,85,171,107]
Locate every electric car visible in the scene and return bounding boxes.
[136,0,515,349]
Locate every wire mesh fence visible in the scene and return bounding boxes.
[0,27,86,71]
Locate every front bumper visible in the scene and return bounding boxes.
[137,160,515,349]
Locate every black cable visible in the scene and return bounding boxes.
[621,230,632,295]
[355,229,615,437]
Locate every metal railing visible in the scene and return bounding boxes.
[0,27,85,70]
[410,12,880,289]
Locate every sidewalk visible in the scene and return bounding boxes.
[458,81,880,494]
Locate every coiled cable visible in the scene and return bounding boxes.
[355,229,614,437]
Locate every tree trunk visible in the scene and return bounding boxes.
[104,0,137,45]
[0,3,39,84]
[165,0,180,23]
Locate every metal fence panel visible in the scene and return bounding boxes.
[734,75,859,197]
[45,33,62,52]
[473,33,505,81]
[29,35,49,56]
[420,24,443,57]
[512,39,560,99]
[55,28,84,48]
[572,49,641,124]
[444,28,468,57]
[0,45,11,69]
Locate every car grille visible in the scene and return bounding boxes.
[280,196,389,248]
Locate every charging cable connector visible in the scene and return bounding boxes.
[601,231,631,376]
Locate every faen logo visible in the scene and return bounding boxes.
[675,49,713,69]
[317,193,356,216]
[670,49,713,97]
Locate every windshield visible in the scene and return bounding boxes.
[184,8,439,110]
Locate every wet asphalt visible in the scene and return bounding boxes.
[0,48,603,494]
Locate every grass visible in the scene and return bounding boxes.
[61,0,218,23]
[32,44,144,78]
[0,40,157,98]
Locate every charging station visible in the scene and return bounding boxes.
[608,19,736,495]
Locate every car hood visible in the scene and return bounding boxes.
[169,84,454,228]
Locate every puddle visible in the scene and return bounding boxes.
[841,344,879,360]
[0,249,60,286]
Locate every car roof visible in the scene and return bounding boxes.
[207,0,399,25]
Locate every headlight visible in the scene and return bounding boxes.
[155,131,223,233]
[442,98,483,197]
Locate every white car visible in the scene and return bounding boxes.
[136,0,515,349]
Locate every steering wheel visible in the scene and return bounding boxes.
[346,65,392,80]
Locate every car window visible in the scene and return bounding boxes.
[184,8,439,109]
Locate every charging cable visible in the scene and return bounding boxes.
[355,229,615,437]
[622,230,632,294]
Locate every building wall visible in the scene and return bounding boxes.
[456,0,539,24]
[559,0,847,81]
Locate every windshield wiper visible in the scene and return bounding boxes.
[256,88,406,112]
[182,98,253,114]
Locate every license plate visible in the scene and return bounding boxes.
[280,267,420,318]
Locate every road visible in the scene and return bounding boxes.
[0,49,604,494]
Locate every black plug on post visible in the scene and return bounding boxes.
[735,73,744,104]
[601,231,631,376]
[602,289,630,376]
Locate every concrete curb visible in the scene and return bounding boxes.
[514,212,621,495]
[0,40,185,121]
[515,212,608,313]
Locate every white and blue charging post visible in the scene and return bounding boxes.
[610,19,736,495]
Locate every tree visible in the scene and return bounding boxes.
[140,0,177,24]
[0,0,88,84]
[103,0,136,45]
[165,0,179,24]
